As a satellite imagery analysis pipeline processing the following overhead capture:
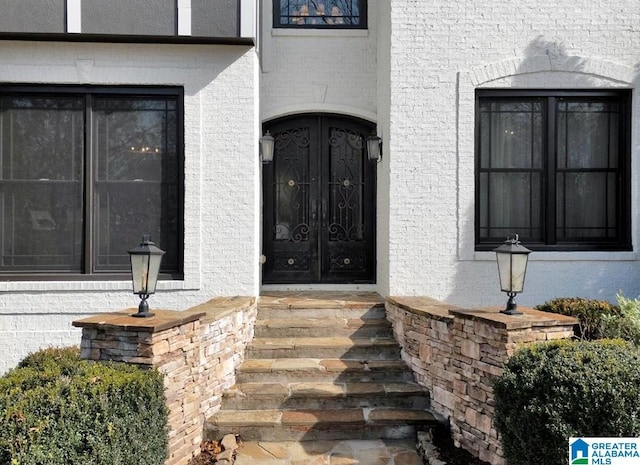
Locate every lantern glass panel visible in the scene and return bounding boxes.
[130,253,150,294]
[146,253,163,294]
[496,251,512,292]
[366,136,380,162]
[496,251,529,292]
[261,133,275,162]
[510,253,529,292]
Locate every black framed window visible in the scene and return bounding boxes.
[0,86,183,278]
[476,90,631,251]
[274,0,366,28]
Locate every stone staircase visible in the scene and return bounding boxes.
[205,292,439,443]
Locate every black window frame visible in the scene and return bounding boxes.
[273,0,367,29]
[475,89,632,252]
[0,84,184,281]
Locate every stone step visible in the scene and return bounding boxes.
[234,438,424,465]
[205,408,439,442]
[222,381,430,410]
[245,336,401,360]
[258,291,385,311]
[257,305,387,321]
[254,317,393,338]
[236,358,416,383]
[211,293,440,446]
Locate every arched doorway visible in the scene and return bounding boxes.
[262,114,376,284]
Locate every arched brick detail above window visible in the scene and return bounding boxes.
[468,55,637,87]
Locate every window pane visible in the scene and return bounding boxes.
[0,183,83,271]
[479,172,542,241]
[0,96,84,272]
[478,100,542,169]
[1,96,83,181]
[94,98,177,182]
[557,100,619,169]
[556,172,617,240]
[93,96,179,273]
[94,184,179,272]
[277,0,363,27]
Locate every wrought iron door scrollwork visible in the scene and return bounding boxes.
[327,127,365,243]
[274,222,311,242]
[273,127,311,242]
[277,128,310,149]
[329,253,365,271]
[327,223,365,242]
[328,128,363,151]
[273,253,310,271]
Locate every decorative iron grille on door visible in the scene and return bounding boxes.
[262,115,376,284]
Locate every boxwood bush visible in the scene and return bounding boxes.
[535,297,621,340]
[0,347,168,465]
[494,339,640,465]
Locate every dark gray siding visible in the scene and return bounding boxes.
[0,0,65,33]
[82,0,176,36]
[0,0,249,42]
[191,0,238,38]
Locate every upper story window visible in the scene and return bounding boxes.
[274,0,367,29]
[0,86,184,279]
[475,89,631,252]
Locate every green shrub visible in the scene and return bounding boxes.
[18,346,82,370]
[535,297,621,340]
[0,346,168,465]
[601,294,640,345]
[494,339,640,465]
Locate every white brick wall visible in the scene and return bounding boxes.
[4,0,640,372]
[386,0,640,307]
[0,41,259,373]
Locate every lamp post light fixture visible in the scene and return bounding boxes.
[128,236,165,318]
[260,130,275,163]
[365,132,382,163]
[494,234,531,315]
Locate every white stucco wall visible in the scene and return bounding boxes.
[0,41,260,373]
[259,1,378,126]
[376,2,392,297]
[387,0,640,307]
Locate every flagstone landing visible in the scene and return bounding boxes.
[234,439,424,465]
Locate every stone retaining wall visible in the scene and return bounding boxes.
[73,297,257,465]
[386,297,577,465]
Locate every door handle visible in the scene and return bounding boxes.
[311,200,318,226]
[321,198,327,223]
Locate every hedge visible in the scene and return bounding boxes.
[0,347,168,465]
[494,339,640,465]
[536,296,640,344]
[535,297,620,340]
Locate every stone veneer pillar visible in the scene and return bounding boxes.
[385,296,577,465]
[73,297,257,465]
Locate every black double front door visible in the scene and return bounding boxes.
[262,115,376,284]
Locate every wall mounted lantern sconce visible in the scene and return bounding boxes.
[366,132,382,163]
[128,235,165,318]
[260,130,275,163]
[494,234,531,315]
